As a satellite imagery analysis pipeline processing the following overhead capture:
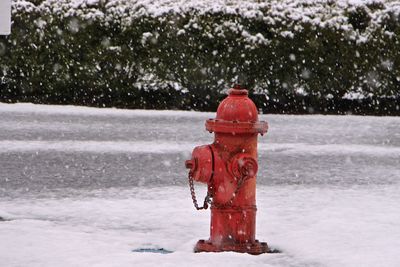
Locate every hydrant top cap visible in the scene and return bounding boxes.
[228,88,248,96]
[205,86,268,135]
[216,87,258,122]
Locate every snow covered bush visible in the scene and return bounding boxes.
[0,0,399,114]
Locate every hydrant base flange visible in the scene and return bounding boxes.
[194,239,270,255]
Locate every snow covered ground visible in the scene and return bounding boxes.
[0,103,399,267]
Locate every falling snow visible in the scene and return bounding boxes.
[0,104,400,266]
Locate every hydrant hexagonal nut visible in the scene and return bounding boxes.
[185,159,195,172]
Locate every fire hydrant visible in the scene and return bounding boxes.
[185,85,269,255]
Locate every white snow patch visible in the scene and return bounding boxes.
[0,140,194,154]
[1,186,400,267]
[0,103,213,118]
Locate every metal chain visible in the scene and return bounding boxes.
[210,176,247,210]
[188,172,211,210]
[188,171,247,210]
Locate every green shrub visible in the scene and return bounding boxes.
[1,0,399,114]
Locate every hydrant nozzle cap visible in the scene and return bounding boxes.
[229,85,248,96]
[185,159,194,170]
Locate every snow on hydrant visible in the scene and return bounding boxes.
[185,85,270,254]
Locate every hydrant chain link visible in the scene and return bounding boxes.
[210,175,247,210]
[188,172,211,210]
[189,171,247,211]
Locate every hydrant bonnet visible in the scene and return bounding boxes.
[205,88,268,135]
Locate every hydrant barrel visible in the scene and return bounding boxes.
[186,85,270,255]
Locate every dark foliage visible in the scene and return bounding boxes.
[1,1,399,115]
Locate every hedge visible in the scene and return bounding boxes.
[1,0,400,115]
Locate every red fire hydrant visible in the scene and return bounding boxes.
[185,85,269,255]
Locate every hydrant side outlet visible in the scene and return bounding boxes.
[185,86,269,255]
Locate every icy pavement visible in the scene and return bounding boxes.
[0,103,400,267]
